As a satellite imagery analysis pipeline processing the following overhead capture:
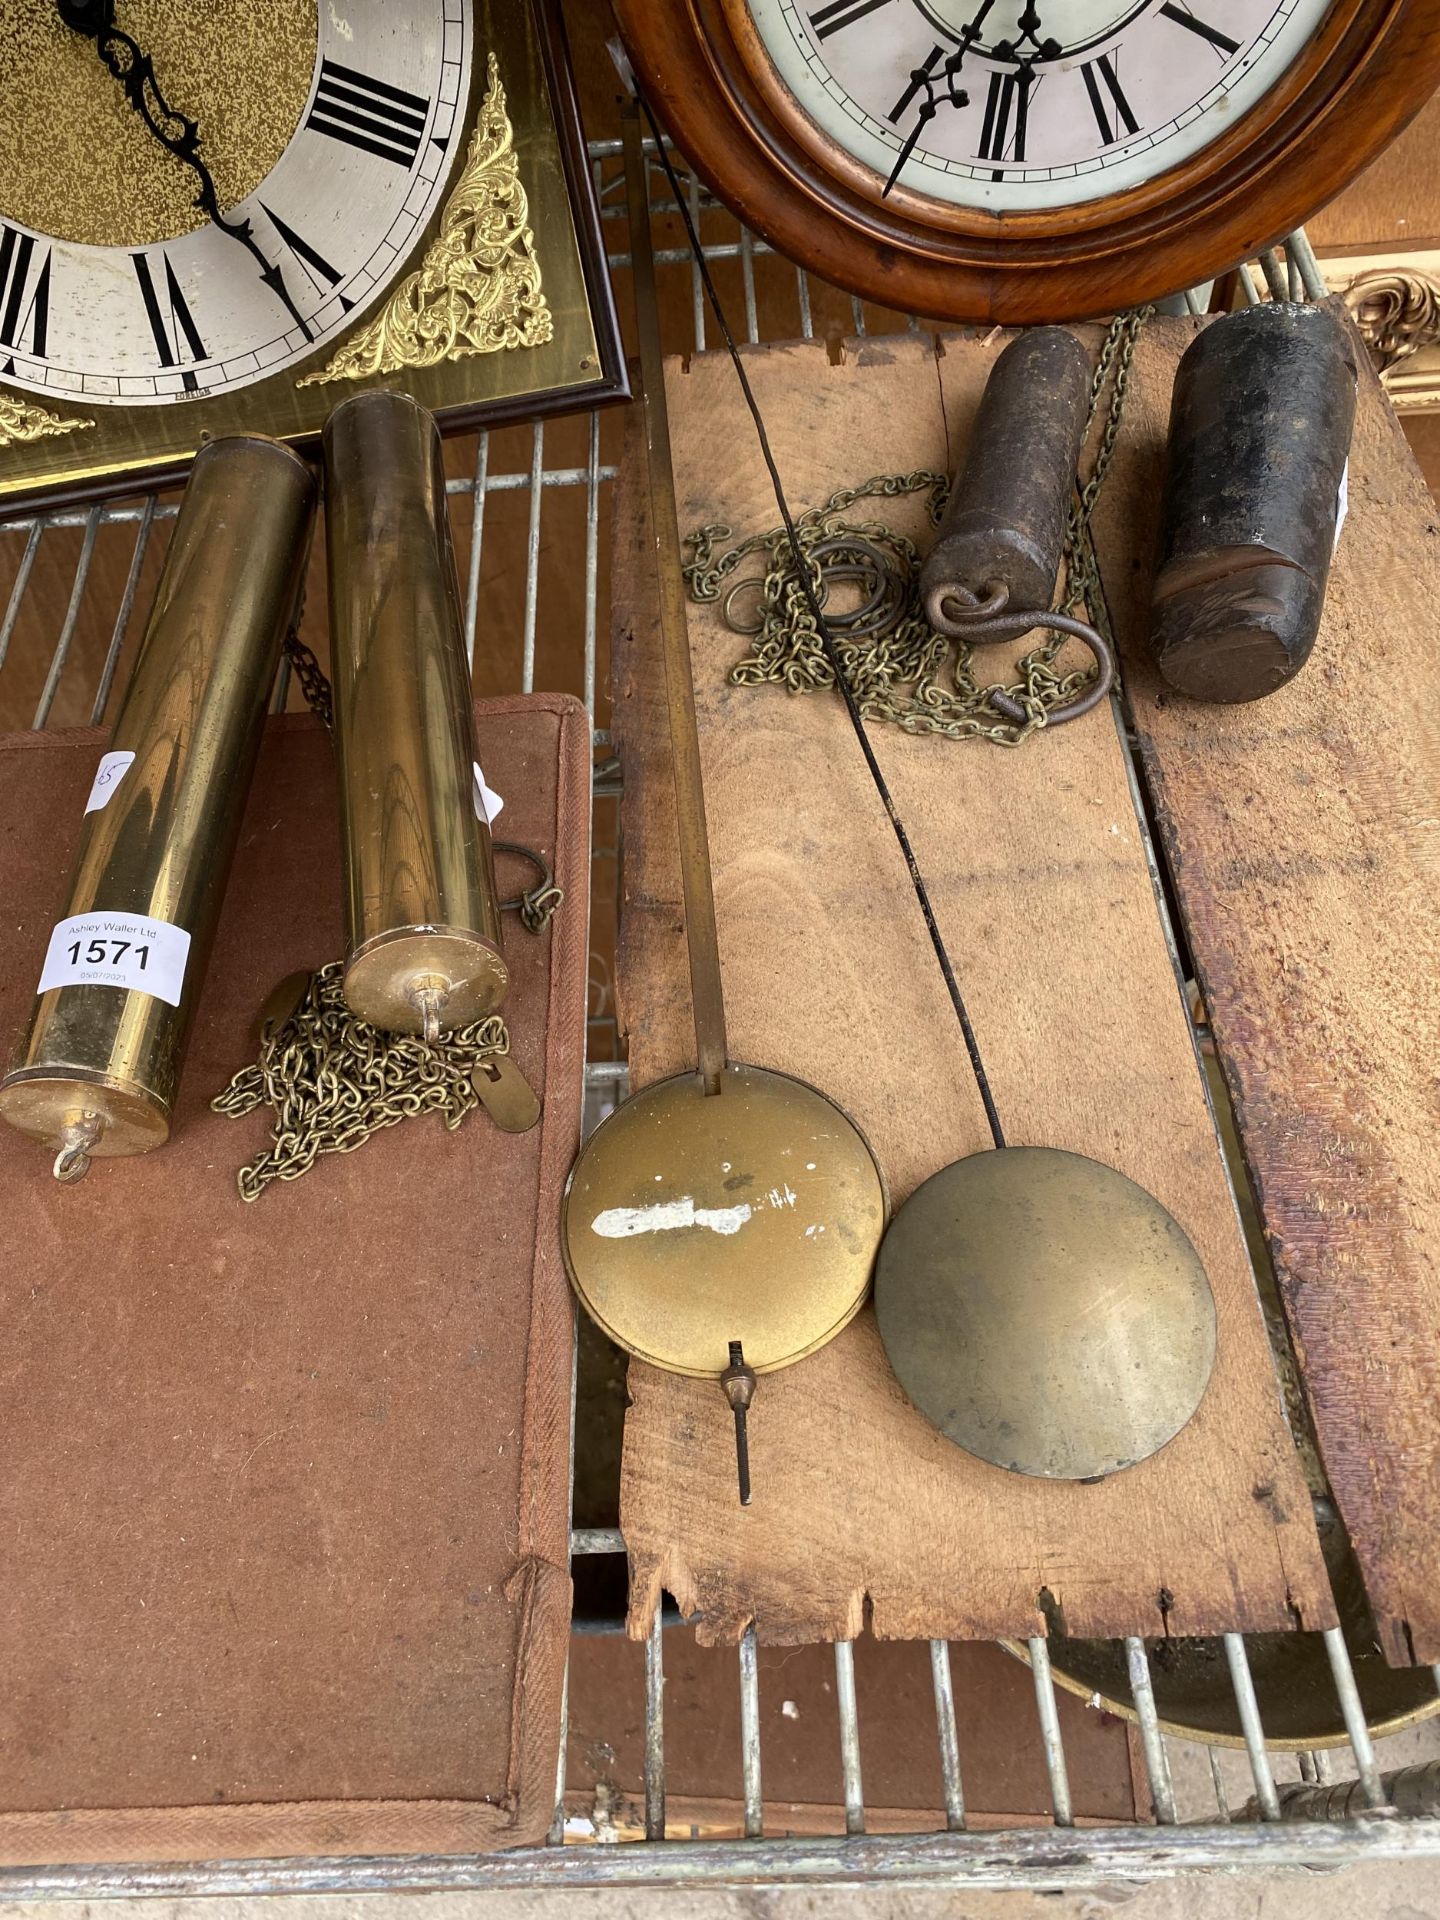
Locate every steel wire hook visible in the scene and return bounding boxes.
[929,587,1116,728]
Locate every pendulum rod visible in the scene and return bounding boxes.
[621,104,728,1096]
[636,94,1006,1152]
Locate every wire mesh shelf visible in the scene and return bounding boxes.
[2,128,1438,1896]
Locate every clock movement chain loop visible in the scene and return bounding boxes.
[212,959,513,1202]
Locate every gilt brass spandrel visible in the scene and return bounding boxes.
[876,1145,1217,1481]
[0,434,315,1160]
[298,54,552,385]
[0,392,94,449]
[562,1064,888,1379]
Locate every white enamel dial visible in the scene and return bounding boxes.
[747,0,1332,210]
[0,0,471,406]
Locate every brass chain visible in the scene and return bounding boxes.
[683,310,1150,746]
[213,961,511,1202]
[282,629,334,731]
[221,628,566,1199]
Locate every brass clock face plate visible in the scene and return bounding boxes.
[0,0,626,512]
[1,0,470,406]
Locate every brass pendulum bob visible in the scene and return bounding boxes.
[561,106,886,1505]
[875,1145,1217,1480]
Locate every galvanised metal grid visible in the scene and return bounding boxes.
[2,141,1438,1897]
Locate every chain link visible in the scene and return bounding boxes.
[282,629,334,731]
[212,960,512,1202]
[683,311,1150,746]
[223,631,564,1195]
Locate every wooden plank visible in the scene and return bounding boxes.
[1089,314,1440,1667]
[1307,94,1440,254]
[611,331,1333,1647]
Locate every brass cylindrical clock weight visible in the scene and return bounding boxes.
[323,391,508,1039]
[0,435,316,1180]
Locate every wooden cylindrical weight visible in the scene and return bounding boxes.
[324,390,508,1038]
[920,327,1091,631]
[1150,303,1357,704]
[0,435,316,1175]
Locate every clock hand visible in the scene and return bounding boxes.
[883,0,994,198]
[883,86,941,197]
[55,0,317,343]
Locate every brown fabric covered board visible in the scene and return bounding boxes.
[612,335,1333,1649]
[1090,315,1440,1669]
[0,693,590,1864]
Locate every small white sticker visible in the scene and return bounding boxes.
[472,760,504,826]
[1333,460,1349,553]
[84,750,135,815]
[38,909,191,1008]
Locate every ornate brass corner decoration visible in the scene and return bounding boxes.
[1344,269,1440,375]
[0,392,94,449]
[297,53,553,388]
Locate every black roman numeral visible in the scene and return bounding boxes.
[1080,54,1139,147]
[305,59,429,167]
[0,224,51,360]
[977,67,1037,167]
[889,44,942,124]
[133,251,206,389]
[261,202,344,298]
[1158,3,1241,57]
[810,0,895,39]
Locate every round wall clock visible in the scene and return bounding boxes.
[613,0,1440,321]
[0,0,624,514]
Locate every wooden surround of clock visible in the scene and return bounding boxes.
[614,0,1440,322]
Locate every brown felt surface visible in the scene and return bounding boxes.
[0,694,590,1862]
[612,333,1333,1649]
[564,1628,1146,1837]
[1090,314,1440,1669]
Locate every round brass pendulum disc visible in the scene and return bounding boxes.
[875,1147,1217,1480]
[562,1063,887,1377]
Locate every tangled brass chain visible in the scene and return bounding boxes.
[683,310,1149,746]
[220,627,564,1199]
[213,961,511,1202]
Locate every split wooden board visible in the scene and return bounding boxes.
[1088,314,1440,1668]
[611,331,1333,1647]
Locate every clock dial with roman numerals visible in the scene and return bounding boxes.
[612,0,1440,322]
[0,0,470,405]
[748,0,1331,210]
